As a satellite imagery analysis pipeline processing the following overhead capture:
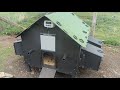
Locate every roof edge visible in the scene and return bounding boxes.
[16,14,46,38]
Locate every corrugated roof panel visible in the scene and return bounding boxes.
[45,12,90,47]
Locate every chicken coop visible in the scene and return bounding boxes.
[14,12,104,78]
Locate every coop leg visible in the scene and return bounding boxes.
[28,64,32,72]
[25,62,32,72]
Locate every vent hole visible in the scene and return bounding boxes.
[73,35,78,40]
[72,13,75,16]
[83,31,87,34]
[63,29,68,34]
[56,21,62,26]
[79,39,84,43]
[82,22,86,24]
[97,50,103,53]
[85,25,89,27]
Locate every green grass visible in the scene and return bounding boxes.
[0,12,120,46]
[75,12,120,46]
[0,46,13,71]
[0,12,45,35]
[0,47,13,61]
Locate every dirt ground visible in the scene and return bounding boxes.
[0,36,120,78]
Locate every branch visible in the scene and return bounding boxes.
[0,17,26,30]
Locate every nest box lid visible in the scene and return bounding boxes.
[45,12,90,48]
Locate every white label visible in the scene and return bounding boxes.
[44,20,54,28]
[40,35,55,52]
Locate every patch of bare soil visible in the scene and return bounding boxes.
[1,36,120,78]
[0,35,15,47]
[4,56,39,78]
[0,36,39,78]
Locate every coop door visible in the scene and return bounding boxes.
[40,35,55,52]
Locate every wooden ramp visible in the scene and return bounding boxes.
[39,67,56,78]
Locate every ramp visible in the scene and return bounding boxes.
[39,67,56,78]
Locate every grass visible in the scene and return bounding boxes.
[0,46,13,71]
[75,12,120,46]
[0,12,120,46]
[0,12,45,35]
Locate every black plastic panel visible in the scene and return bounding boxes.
[80,43,104,70]
[88,36,103,48]
[14,40,23,55]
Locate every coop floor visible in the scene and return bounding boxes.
[0,35,120,78]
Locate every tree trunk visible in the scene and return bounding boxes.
[90,12,97,37]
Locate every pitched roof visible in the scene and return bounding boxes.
[45,12,90,47]
[17,12,90,48]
